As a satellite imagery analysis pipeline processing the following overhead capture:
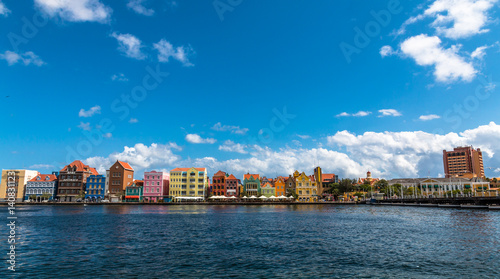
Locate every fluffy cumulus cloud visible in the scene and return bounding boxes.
[419,114,440,121]
[84,143,182,174]
[380,45,396,57]
[153,39,193,66]
[219,140,248,154]
[400,34,476,83]
[424,0,498,39]
[0,51,45,66]
[35,0,112,23]
[0,1,10,16]
[185,134,216,144]
[327,122,500,178]
[127,0,154,16]
[111,32,146,60]
[211,122,249,135]
[378,109,402,117]
[81,122,500,180]
[79,105,101,117]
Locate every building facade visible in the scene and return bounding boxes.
[169,167,208,199]
[25,173,58,201]
[388,177,491,196]
[243,174,261,196]
[261,182,275,197]
[212,170,227,196]
[125,183,143,202]
[85,174,105,201]
[295,172,318,202]
[57,161,98,202]
[443,146,485,178]
[143,171,170,202]
[107,161,134,202]
[0,169,39,202]
[226,174,239,197]
[274,176,286,197]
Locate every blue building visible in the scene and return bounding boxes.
[85,175,105,201]
[25,173,58,201]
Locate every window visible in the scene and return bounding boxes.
[146,182,149,186]
[157,182,160,186]
[157,188,160,193]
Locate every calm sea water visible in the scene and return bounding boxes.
[1,204,499,278]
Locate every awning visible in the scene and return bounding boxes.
[465,185,471,189]
[125,195,140,199]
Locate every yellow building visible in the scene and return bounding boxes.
[0,169,39,202]
[295,172,318,202]
[169,167,208,201]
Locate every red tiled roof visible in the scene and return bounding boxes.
[322,173,335,182]
[213,170,226,177]
[227,174,237,180]
[309,175,316,182]
[117,161,134,171]
[61,160,96,173]
[171,167,207,172]
[29,174,57,182]
[244,174,260,180]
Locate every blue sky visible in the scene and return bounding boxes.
[1,0,500,180]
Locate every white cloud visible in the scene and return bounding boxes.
[419,114,441,121]
[471,45,489,60]
[219,140,248,154]
[424,0,498,39]
[78,122,91,131]
[378,109,402,117]
[129,118,138,123]
[0,51,45,66]
[111,32,146,60]
[103,133,112,138]
[336,111,371,117]
[185,134,216,144]
[400,34,476,83]
[29,164,55,170]
[211,122,249,135]
[111,73,128,81]
[84,143,182,174]
[297,135,311,139]
[0,1,11,16]
[380,45,396,57]
[153,39,193,66]
[127,0,154,16]
[35,0,112,23]
[79,105,101,117]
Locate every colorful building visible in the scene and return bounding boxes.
[212,170,227,196]
[57,161,98,202]
[226,174,239,197]
[24,173,58,201]
[261,181,275,197]
[1,169,39,202]
[314,167,338,197]
[274,176,286,197]
[107,161,134,202]
[443,146,484,178]
[388,177,491,196]
[295,172,319,202]
[357,171,380,187]
[169,167,208,200]
[285,175,297,197]
[243,173,261,196]
[143,171,170,202]
[85,174,105,201]
[125,182,143,202]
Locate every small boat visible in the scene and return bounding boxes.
[83,204,88,207]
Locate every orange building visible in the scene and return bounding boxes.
[108,161,134,201]
[274,176,286,197]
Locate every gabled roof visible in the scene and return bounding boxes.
[227,174,238,180]
[213,170,226,177]
[244,174,260,180]
[117,161,134,171]
[322,173,336,182]
[262,182,274,188]
[90,168,99,175]
[29,174,57,182]
[171,167,206,172]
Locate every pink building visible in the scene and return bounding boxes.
[143,171,170,202]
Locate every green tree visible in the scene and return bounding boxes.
[338,179,355,194]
